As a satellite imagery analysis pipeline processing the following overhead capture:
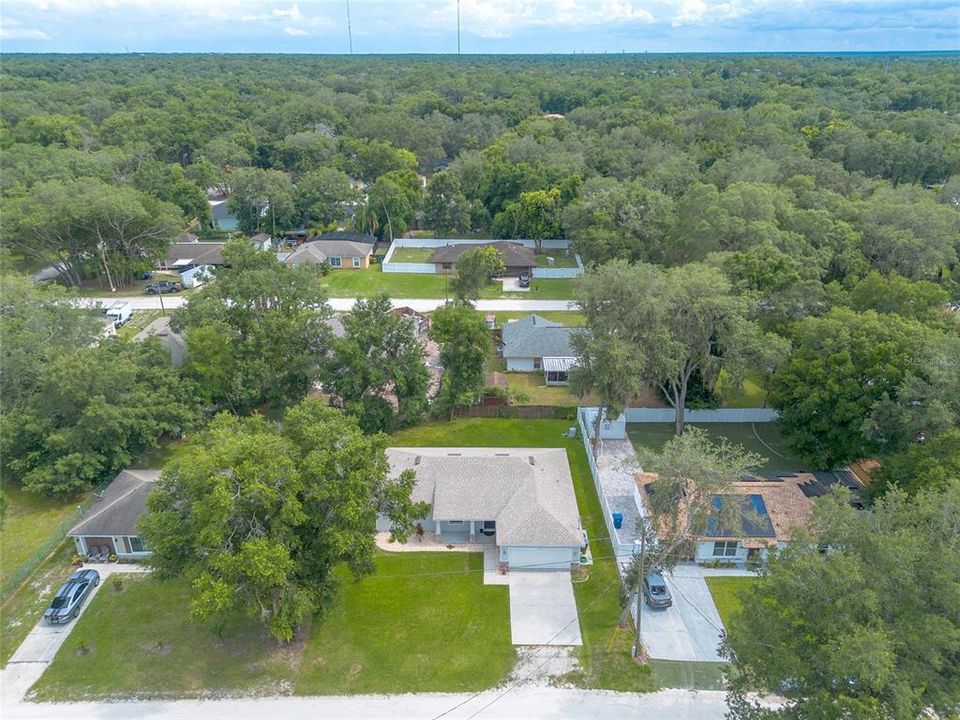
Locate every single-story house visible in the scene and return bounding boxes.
[429,241,535,276]
[250,233,272,251]
[133,316,187,367]
[159,241,226,271]
[382,447,583,570]
[394,306,430,336]
[636,471,821,566]
[283,236,374,269]
[501,314,579,384]
[68,469,160,561]
[209,199,238,231]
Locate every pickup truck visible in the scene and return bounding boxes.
[145,280,182,294]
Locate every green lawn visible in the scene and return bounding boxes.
[626,423,811,473]
[78,271,189,298]
[32,552,514,700]
[704,576,754,631]
[392,418,655,692]
[533,250,579,268]
[319,265,577,300]
[386,247,435,263]
[115,309,165,341]
[505,372,596,407]
[0,483,87,586]
[716,369,768,409]
[1,542,76,667]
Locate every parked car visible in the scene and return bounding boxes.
[44,569,100,624]
[145,280,181,294]
[642,571,673,608]
[518,273,530,288]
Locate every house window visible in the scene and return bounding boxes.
[442,262,453,270]
[330,257,342,268]
[352,256,361,268]
[713,541,738,557]
[533,357,542,370]
[129,536,150,553]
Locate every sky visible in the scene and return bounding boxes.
[0,0,958,54]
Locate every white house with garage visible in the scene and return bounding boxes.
[382,447,584,570]
[500,314,581,385]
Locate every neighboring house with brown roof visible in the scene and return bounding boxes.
[382,447,584,570]
[68,469,161,561]
[429,241,535,277]
[159,242,226,270]
[283,238,374,269]
[636,471,823,566]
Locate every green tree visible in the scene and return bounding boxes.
[873,428,960,498]
[848,270,949,323]
[338,138,418,184]
[174,240,333,414]
[295,167,357,230]
[0,270,103,405]
[133,159,211,226]
[140,401,428,643]
[451,245,505,301]
[422,171,471,236]
[4,178,182,287]
[725,480,960,720]
[322,295,429,431]
[769,308,946,467]
[364,169,422,241]
[2,340,197,498]
[429,302,492,413]
[493,187,562,254]
[578,261,786,435]
[227,167,297,235]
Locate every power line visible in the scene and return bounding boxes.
[346,0,353,54]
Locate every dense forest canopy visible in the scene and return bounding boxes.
[2,54,958,284]
[1,52,959,481]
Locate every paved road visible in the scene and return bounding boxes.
[78,296,579,313]
[2,687,733,720]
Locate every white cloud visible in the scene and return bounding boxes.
[284,26,309,36]
[425,0,654,39]
[273,4,303,22]
[0,17,52,39]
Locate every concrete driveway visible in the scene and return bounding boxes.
[508,571,582,646]
[639,566,725,662]
[2,563,150,705]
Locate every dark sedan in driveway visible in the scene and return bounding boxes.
[44,569,100,624]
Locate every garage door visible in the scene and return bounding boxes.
[505,546,575,571]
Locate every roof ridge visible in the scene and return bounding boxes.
[70,473,148,534]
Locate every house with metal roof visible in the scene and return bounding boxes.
[68,469,160,561]
[382,448,583,571]
[500,314,580,384]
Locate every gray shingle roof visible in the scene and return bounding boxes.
[501,314,579,359]
[386,447,581,546]
[68,470,161,537]
[429,241,535,268]
[165,242,226,266]
[284,239,373,266]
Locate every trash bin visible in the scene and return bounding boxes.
[612,512,623,529]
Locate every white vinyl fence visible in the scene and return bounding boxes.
[623,408,779,423]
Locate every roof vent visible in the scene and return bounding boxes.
[447,452,461,456]
[495,453,509,456]
[529,456,535,466]
[414,456,421,465]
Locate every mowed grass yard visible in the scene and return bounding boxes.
[319,265,578,300]
[392,418,655,692]
[1,542,77,666]
[704,576,754,630]
[505,372,597,406]
[0,484,87,587]
[627,423,810,473]
[32,552,514,700]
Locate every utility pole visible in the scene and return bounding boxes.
[634,530,646,658]
[346,0,353,54]
[457,0,461,55]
